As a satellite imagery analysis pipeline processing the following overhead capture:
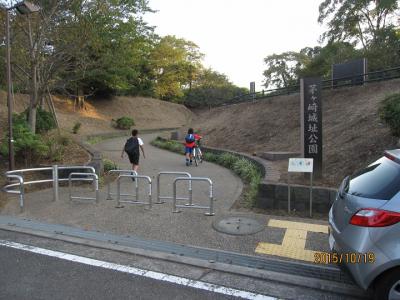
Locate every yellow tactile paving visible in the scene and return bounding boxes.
[255,219,329,262]
[282,229,307,249]
[283,228,307,240]
[268,219,328,233]
[255,243,318,262]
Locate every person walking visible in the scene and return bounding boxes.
[121,129,146,175]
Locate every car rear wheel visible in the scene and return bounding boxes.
[375,268,400,300]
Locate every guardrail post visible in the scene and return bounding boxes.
[19,181,24,213]
[52,165,59,202]
[187,180,193,207]
[148,179,152,209]
[205,182,214,216]
[116,176,123,208]
[95,176,99,203]
[156,173,162,204]
[172,180,180,213]
[135,178,139,202]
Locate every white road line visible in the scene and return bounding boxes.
[0,240,276,300]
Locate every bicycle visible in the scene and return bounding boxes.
[192,145,203,166]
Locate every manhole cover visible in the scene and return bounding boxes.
[212,217,264,235]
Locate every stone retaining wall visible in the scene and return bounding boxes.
[257,182,337,214]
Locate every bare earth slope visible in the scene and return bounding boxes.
[191,79,400,187]
[0,93,193,135]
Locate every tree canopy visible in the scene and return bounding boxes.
[262,0,400,89]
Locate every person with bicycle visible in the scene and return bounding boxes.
[184,128,196,166]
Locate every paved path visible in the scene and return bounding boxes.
[1,133,330,260]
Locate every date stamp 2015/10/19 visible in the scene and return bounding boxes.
[314,252,376,264]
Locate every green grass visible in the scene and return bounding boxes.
[151,137,262,207]
[87,136,108,145]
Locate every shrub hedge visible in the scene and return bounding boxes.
[379,93,400,137]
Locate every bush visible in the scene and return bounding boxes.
[58,135,71,146]
[379,93,400,137]
[115,117,135,130]
[72,122,82,134]
[35,107,56,133]
[9,108,56,134]
[103,158,118,172]
[0,122,49,166]
[43,133,70,162]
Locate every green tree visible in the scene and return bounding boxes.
[364,27,400,70]
[299,42,359,78]
[262,52,309,89]
[149,35,204,102]
[184,68,246,107]
[318,0,399,49]
[0,0,155,131]
[54,0,155,98]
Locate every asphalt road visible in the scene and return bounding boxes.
[0,244,256,300]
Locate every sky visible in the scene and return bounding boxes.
[144,0,326,91]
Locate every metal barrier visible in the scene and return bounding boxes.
[106,170,138,200]
[173,177,214,216]
[156,171,192,205]
[3,175,24,212]
[68,172,99,203]
[116,174,152,209]
[2,165,96,210]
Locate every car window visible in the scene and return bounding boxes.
[347,157,400,200]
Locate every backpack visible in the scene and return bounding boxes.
[124,137,139,155]
[185,134,195,143]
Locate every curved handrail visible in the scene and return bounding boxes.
[2,165,97,211]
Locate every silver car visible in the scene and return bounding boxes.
[329,149,400,300]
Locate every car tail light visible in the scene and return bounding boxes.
[384,151,400,164]
[350,208,400,227]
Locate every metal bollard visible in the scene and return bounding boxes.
[68,172,99,203]
[106,170,138,200]
[52,165,59,202]
[172,177,214,216]
[156,171,192,204]
[116,174,152,209]
[3,175,24,212]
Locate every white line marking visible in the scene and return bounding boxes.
[0,240,276,300]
